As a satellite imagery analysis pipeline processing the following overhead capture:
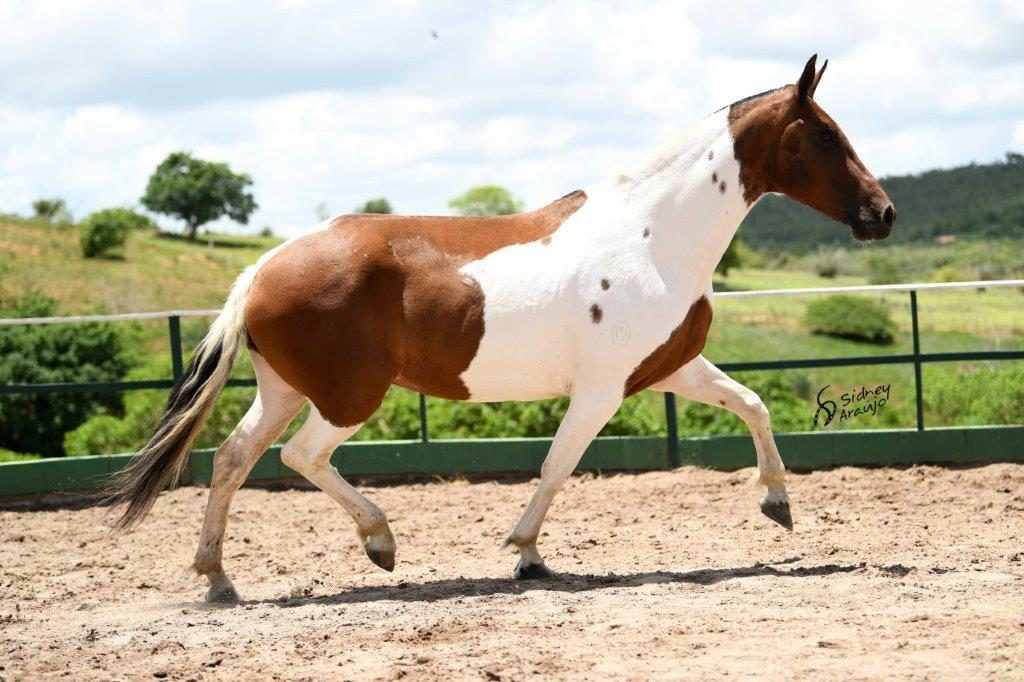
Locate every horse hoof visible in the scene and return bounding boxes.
[205,581,240,605]
[514,559,556,580]
[760,499,794,531]
[365,545,396,572]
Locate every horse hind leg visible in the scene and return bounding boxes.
[280,407,397,571]
[193,353,305,604]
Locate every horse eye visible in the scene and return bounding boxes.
[819,129,835,143]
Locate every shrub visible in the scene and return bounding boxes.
[80,208,142,258]
[925,364,1024,426]
[0,291,132,457]
[258,226,275,238]
[866,253,903,284]
[812,246,842,278]
[804,295,896,344]
[0,448,41,462]
[931,264,965,282]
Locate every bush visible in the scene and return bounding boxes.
[812,246,842,278]
[80,208,143,258]
[925,364,1024,426]
[866,253,903,284]
[0,448,41,462]
[931,264,965,282]
[0,291,132,457]
[804,295,896,344]
[65,353,262,456]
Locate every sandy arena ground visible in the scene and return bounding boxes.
[2,464,1024,680]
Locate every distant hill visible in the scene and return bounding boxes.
[740,153,1024,252]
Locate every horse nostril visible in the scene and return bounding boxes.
[882,204,896,228]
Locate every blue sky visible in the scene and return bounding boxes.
[1,0,1022,235]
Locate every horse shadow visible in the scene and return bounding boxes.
[245,559,866,609]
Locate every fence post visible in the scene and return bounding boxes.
[419,393,429,443]
[909,290,925,431]
[664,392,680,468]
[168,315,184,383]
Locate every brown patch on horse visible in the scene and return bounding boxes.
[643,228,651,239]
[600,278,610,291]
[541,236,552,245]
[624,296,713,397]
[590,304,603,324]
[719,181,727,194]
[711,172,718,184]
[707,150,714,161]
[245,191,587,425]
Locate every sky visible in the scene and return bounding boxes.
[1,0,1022,236]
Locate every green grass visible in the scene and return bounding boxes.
[715,267,1024,338]
[0,218,279,314]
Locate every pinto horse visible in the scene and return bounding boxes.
[108,55,895,603]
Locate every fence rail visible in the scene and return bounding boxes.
[2,280,1023,463]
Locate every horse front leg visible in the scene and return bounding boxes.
[504,389,622,579]
[652,354,793,529]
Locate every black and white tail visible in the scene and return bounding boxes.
[104,266,259,530]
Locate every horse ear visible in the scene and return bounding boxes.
[796,54,818,100]
[808,59,828,99]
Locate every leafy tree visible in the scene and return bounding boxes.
[141,151,257,240]
[32,197,71,223]
[0,291,132,457]
[356,198,393,214]
[449,185,523,216]
[716,237,744,276]
[79,208,139,258]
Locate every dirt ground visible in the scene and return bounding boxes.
[2,464,1023,680]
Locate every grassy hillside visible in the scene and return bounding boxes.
[0,218,279,314]
[741,153,1024,252]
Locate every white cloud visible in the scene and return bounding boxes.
[0,0,1021,234]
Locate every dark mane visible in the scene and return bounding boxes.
[716,86,785,113]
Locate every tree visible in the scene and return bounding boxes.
[140,151,257,240]
[0,291,131,457]
[715,237,743,276]
[32,197,71,223]
[356,197,393,214]
[448,185,523,216]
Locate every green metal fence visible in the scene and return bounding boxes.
[1,280,1022,496]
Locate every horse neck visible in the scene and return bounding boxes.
[618,107,759,290]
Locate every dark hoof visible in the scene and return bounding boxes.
[205,581,240,605]
[514,560,556,580]
[761,500,794,531]
[365,546,396,572]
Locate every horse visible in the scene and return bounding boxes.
[107,55,895,604]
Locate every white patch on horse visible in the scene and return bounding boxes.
[458,108,751,402]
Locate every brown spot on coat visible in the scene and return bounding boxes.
[719,181,727,194]
[643,228,651,239]
[712,172,718,184]
[624,296,713,397]
[246,191,588,426]
[708,150,714,161]
[600,278,610,291]
[590,304,603,324]
[541,236,552,245]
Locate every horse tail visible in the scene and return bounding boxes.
[104,265,259,530]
